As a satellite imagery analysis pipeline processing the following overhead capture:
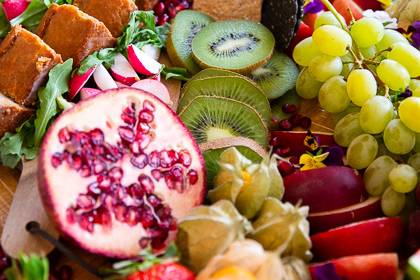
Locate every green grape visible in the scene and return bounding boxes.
[334,113,364,147]
[360,45,377,59]
[293,37,321,66]
[409,79,420,92]
[313,25,352,56]
[383,119,415,155]
[376,29,409,53]
[415,133,420,153]
[408,153,420,173]
[414,87,420,98]
[318,76,350,113]
[314,11,345,29]
[296,68,323,99]
[350,17,385,48]
[389,164,418,193]
[347,69,377,106]
[389,42,420,77]
[308,55,343,82]
[346,134,378,169]
[381,187,406,217]
[377,59,410,91]
[364,156,397,196]
[399,97,420,133]
[359,96,394,134]
[341,53,354,79]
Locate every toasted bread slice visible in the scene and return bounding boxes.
[136,0,158,10]
[37,4,116,66]
[74,0,137,37]
[0,25,62,107]
[0,94,34,138]
[192,0,263,21]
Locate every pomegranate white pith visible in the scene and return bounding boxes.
[38,88,206,258]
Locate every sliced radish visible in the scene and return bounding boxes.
[131,79,171,105]
[93,64,118,90]
[68,66,97,100]
[141,44,161,61]
[2,0,29,20]
[116,81,129,88]
[80,88,102,100]
[151,73,161,81]
[109,53,139,86]
[127,44,162,76]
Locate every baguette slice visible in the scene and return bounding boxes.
[0,94,34,138]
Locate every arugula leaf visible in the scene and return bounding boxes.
[161,66,190,81]
[34,59,73,146]
[0,4,10,37]
[5,254,49,280]
[78,48,117,74]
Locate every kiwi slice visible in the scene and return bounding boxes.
[191,20,275,74]
[178,76,271,124]
[166,10,214,74]
[271,89,302,121]
[179,96,268,147]
[248,51,300,99]
[181,68,243,94]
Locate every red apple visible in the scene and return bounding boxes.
[311,217,403,261]
[333,0,363,24]
[287,22,314,56]
[308,197,382,233]
[283,166,365,213]
[310,253,399,280]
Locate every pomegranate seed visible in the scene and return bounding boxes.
[93,207,111,226]
[138,110,154,123]
[143,100,155,112]
[282,104,298,114]
[299,117,312,130]
[274,147,291,157]
[165,173,176,189]
[93,159,106,174]
[278,161,295,177]
[114,205,128,222]
[152,169,162,181]
[168,6,177,18]
[139,237,151,248]
[160,150,174,168]
[128,183,144,198]
[87,182,101,195]
[79,214,94,233]
[147,194,161,207]
[154,2,165,15]
[149,151,161,168]
[123,104,135,116]
[51,153,63,168]
[89,128,105,145]
[118,126,135,143]
[136,122,150,134]
[80,166,92,177]
[270,136,281,147]
[66,208,76,224]
[131,154,148,169]
[171,166,183,181]
[157,13,169,25]
[98,176,112,191]
[137,134,151,150]
[289,114,302,127]
[140,211,155,228]
[279,119,293,131]
[125,208,140,226]
[115,186,128,200]
[77,194,95,210]
[58,127,71,143]
[94,145,105,156]
[108,167,123,181]
[187,170,198,185]
[175,1,189,11]
[178,150,192,167]
[289,156,300,165]
[138,175,155,194]
[129,142,141,155]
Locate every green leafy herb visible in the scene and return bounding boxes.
[78,48,117,74]
[0,5,10,37]
[34,58,73,146]
[161,66,190,81]
[4,254,49,280]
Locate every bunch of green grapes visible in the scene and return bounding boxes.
[292,10,420,217]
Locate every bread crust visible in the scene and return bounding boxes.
[136,0,158,10]
[0,94,34,138]
[193,0,263,22]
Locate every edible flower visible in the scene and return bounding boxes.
[303,0,324,14]
[299,152,329,171]
[362,9,398,29]
[409,21,420,49]
[304,131,320,152]
[312,262,343,280]
[323,146,345,166]
[378,0,392,8]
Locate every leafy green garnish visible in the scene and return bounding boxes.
[34,58,73,147]
[4,254,49,280]
[0,5,10,38]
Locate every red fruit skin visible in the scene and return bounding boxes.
[283,166,365,213]
[308,197,382,234]
[286,22,313,56]
[303,12,319,30]
[333,0,363,24]
[352,0,383,10]
[126,263,195,280]
[270,131,336,157]
[311,217,403,261]
[2,0,29,21]
[310,253,399,280]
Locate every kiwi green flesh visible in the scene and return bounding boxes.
[178,76,271,124]
[191,20,275,73]
[271,89,302,121]
[249,52,300,99]
[179,96,268,147]
[167,10,214,74]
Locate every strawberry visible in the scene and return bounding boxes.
[126,262,195,280]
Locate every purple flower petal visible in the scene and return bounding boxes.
[412,31,420,49]
[313,262,343,280]
[304,0,324,14]
[323,146,344,166]
[412,21,420,31]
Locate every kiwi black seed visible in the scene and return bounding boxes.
[167,10,214,74]
[178,76,271,124]
[262,0,300,49]
[191,20,275,74]
[179,96,268,147]
[248,51,299,99]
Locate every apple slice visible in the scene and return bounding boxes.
[131,79,171,106]
[141,44,161,61]
[311,217,403,261]
[2,0,29,20]
[93,64,118,90]
[110,54,139,86]
[310,253,399,280]
[80,88,101,100]
[127,44,162,76]
[68,66,97,100]
[308,197,382,234]
[283,166,365,213]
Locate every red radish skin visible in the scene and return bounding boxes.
[110,54,140,86]
[93,64,118,90]
[131,80,171,106]
[308,197,382,233]
[80,88,102,100]
[310,253,399,280]
[68,67,97,100]
[311,217,403,261]
[38,88,206,258]
[283,166,365,212]
[2,0,29,20]
[127,44,162,76]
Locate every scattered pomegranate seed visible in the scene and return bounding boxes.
[288,114,302,127]
[274,147,291,157]
[279,119,293,131]
[282,103,298,114]
[278,161,295,177]
[299,117,312,130]
[153,0,192,25]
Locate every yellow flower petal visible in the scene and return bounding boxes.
[313,152,330,162]
[378,0,392,7]
[299,154,314,165]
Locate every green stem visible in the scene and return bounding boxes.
[319,0,348,31]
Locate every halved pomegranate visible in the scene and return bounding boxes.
[38,88,206,258]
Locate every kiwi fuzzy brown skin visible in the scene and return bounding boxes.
[191,20,275,74]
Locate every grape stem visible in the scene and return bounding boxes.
[319,0,348,31]
[348,47,363,68]
[372,47,392,60]
[384,85,390,98]
[364,59,380,65]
